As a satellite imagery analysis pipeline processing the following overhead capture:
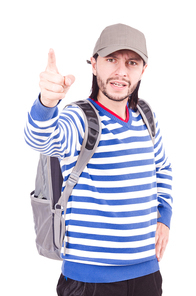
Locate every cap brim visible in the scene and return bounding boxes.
[87,45,148,64]
[98,45,148,64]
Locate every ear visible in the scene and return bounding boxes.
[140,64,148,80]
[91,57,97,76]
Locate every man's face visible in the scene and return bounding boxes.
[91,50,147,103]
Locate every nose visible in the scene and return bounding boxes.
[114,60,127,77]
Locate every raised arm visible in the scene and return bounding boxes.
[24,50,84,159]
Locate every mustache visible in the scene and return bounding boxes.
[106,77,131,87]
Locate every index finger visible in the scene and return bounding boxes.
[46,48,58,73]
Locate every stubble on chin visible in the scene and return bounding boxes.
[97,75,138,103]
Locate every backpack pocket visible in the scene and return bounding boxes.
[30,191,63,261]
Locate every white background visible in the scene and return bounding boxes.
[1,0,195,295]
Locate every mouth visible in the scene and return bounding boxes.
[111,82,127,87]
[109,81,128,90]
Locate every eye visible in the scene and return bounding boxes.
[128,60,137,66]
[106,58,116,63]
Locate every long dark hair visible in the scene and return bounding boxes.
[89,54,143,111]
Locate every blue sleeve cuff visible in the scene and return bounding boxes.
[30,94,59,121]
[157,205,172,229]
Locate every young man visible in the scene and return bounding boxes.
[25,24,172,296]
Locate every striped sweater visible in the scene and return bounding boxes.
[25,97,172,283]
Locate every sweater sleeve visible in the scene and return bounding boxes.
[154,114,173,228]
[24,95,85,159]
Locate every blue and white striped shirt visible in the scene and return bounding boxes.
[25,97,172,283]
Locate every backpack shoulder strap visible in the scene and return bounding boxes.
[58,99,102,209]
[137,99,156,145]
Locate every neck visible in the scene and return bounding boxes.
[97,92,128,120]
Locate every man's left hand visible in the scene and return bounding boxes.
[155,222,169,262]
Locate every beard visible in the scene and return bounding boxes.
[97,75,138,103]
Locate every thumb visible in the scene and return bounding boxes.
[46,48,58,73]
[64,75,75,87]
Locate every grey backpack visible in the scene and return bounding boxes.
[30,99,156,261]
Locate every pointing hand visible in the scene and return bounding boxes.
[39,49,75,107]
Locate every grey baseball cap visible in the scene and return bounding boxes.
[87,23,148,64]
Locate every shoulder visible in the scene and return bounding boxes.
[60,103,85,123]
